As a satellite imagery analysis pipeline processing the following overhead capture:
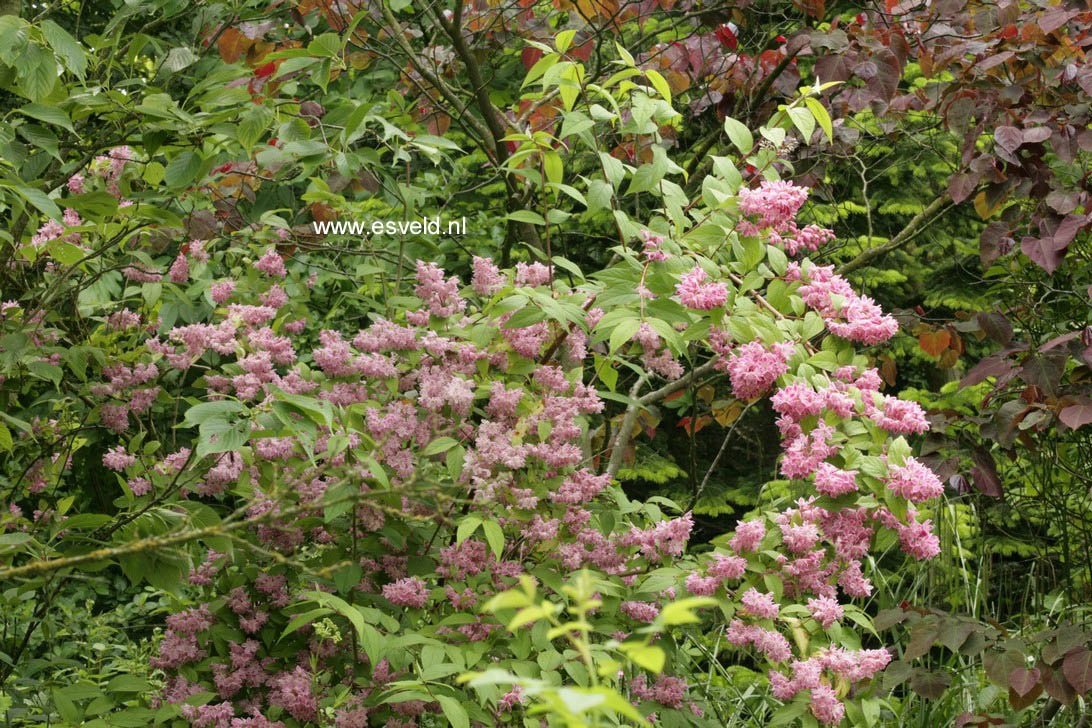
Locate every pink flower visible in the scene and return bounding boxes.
[685,573,720,595]
[169,253,189,283]
[885,457,943,504]
[708,553,747,580]
[471,256,505,296]
[102,446,136,471]
[620,600,659,623]
[729,519,766,553]
[675,266,728,310]
[382,576,429,608]
[813,462,858,497]
[740,588,779,619]
[254,249,287,278]
[269,667,317,721]
[498,685,525,711]
[641,229,669,261]
[738,180,810,232]
[210,280,235,304]
[723,341,795,400]
[806,596,844,628]
[898,519,941,560]
[515,261,552,287]
[809,684,845,725]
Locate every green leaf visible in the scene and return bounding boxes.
[0,17,29,65]
[457,515,482,545]
[624,644,665,672]
[105,675,153,694]
[660,597,717,625]
[787,106,815,143]
[301,590,366,643]
[482,519,504,560]
[769,698,808,726]
[18,186,61,221]
[19,103,74,133]
[507,210,547,225]
[143,161,165,186]
[237,104,273,152]
[49,241,84,266]
[64,191,119,219]
[644,69,671,104]
[723,116,753,155]
[423,436,458,456]
[164,151,203,189]
[41,20,86,78]
[436,696,469,728]
[183,400,245,427]
[19,45,58,101]
[609,318,640,354]
[0,422,11,451]
[555,29,576,53]
[164,47,198,72]
[0,532,32,547]
[53,688,81,724]
[279,607,334,641]
[804,97,833,142]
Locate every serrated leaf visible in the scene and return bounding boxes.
[164,151,203,189]
[19,103,74,133]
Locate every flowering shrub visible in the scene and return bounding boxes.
[0,12,979,727]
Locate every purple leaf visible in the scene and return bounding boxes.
[1063,648,1092,694]
[1053,213,1088,248]
[1010,667,1041,697]
[1023,127,1052,144]
[1039,8,1078,33]
[971,446,1003,497]
[1021,236,1067,274]
[995,126,1024,153]
[948,172,977,204]
[980,222,1013,268]
[977,311,1013,346]
[1039,331,1079,352]
[1059,401,1092,430]
[960,355,1014,389]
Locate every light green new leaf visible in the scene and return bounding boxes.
[723,116,753,155]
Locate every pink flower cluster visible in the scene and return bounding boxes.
[767,647,892,725]
[736,180,837,255]
[719,340,795,400]
[788,262,899,345]
[675,266,728,310]
[640,229,669,261]
[383,576,429,608]
[102,446,136,471]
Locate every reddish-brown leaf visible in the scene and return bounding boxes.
[217,27,248,64]
[919,330,951,357]
[1008,681,1043,710]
